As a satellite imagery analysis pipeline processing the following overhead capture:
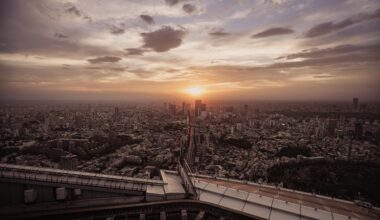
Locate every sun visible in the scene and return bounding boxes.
[183,87,205,97]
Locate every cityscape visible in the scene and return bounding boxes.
[1,0,380,219]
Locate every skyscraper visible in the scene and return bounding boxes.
[327,119,337,136]
[113,107,120,120]
[353,97,359,109]
[182,102,191,115]
[195,100,202,117]
[354,122,363,140]
[168,103,176,115]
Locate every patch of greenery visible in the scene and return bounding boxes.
[276,146,311,158]
[268,160,380,206]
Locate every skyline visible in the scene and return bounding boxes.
[0,0,380,101]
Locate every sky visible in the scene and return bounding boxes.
[0,0,379,101]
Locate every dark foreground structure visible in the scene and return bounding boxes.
[0,162,379,220]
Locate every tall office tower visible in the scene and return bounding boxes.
[192,121,209,170]
[353,97,359,109]
[182,102,191,115]
[114,107,120,120]
[354,122,363,140]
[244,104,249,115]
[168,103,176,115]
[87,104,92,112]
[195,99,202,116]
[186,126,196,165]
[59,154,78,170]
[327,119,337,136]
[200,103,206,112]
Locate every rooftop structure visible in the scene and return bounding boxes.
[1,163,379,220]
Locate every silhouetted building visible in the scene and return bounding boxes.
[353,97,359,109]
[354,122,363,140]
[195,100,202,116]
[168,103,176,115]
[59,154,78,170]
[113,107,120,120]
[327,119,337,136]
[244,104,249,114]
[182,102,190,115]
[200,103,206,112]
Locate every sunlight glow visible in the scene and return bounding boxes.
[183,87,205,97]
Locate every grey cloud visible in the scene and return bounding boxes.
[0,1,111,58]
[141,26,186,52]
[62,64,71,70]
[64,3,92,21]
[209,30,230,37]
[165,0,180,6]
[313,74,336,79]
[65,5,81,17]
[194,43,380,79]
[182,4,196,14]
[264,0,287,5]
[110,67,126,72]
[305,9,380,38]
[279,43,380,60]
[271,53,379,69]
[85,66,126,72]
[252,27,294,38]
[54,32,68,39]
[87,56,122,64]
[110,26,125,35]
[140,14,155,25]
[125,48,146,56]
[129,68,156,79]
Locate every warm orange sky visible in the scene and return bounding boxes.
[0,0,379,101]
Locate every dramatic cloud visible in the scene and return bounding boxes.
[182,4,196,14]
[1,0,379,101]
[54,33,68,39]
[0,1,106,57]
[87,56,122,64]
[165,0,180,6]
[65,5,82,17]
[252,27,294,38]
[141,26,185,52]
[264,0,288,5]
[140,14,155,25]
[279,44,380,60]
[209,30,230,37]
[110,26,125,35]
[313,74,336,79]
[64,3,92,21]
[305,9,380,38]
[125,48,146,56]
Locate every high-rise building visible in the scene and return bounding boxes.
[195,100,202,116]
[200,103,206,112]
[354,122,363,140]
[182,102,191,115]
[168,103,176,115]
[243,104,249,115]
[114,107,120,120]
[327,119,337,136]
[59,154,78,170]
[353,97,359,109]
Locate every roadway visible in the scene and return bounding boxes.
[195,177,380,220]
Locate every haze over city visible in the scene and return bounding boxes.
[0,0,379,101]
[1,1,380,220]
